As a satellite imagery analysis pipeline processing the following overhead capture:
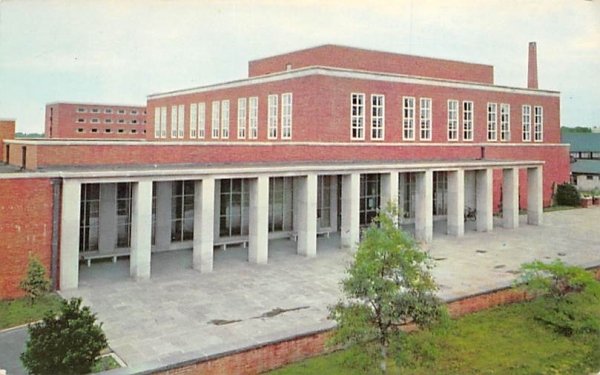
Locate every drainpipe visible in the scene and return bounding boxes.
[51,178,62,291]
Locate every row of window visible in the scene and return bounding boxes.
[76,107,145,115]
[351,93,544,142]
[77,118,144,125]
[75,128,145,134]
[153,93,293,140]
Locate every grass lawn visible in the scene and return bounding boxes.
[269,300,600,375]
[91,354,121,373]
[0,294,63,330]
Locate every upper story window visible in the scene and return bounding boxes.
[500,103,510,141]
[351,93,365,140]
[487,103,497,141]
[177,104,185,138]
[154,107,161,138]
[237,98,247,139]
[198,102,206,139]
[403,97,415,141]
[131,110,138,115]
[190,103,198,138]
[118,119,125,124]
[77,118,85,123]
[534,106,543,142]
[76,107,87,113]
[171,106,178,138]
[522,105,531,142]
[211,101,220,139]
[91,118,100,123]
[221,100,230,139]
[462,101,473,141]
[91,108,100,114]
[420,98,432,141]
[249,97,258,139]
[117,109,126,114]
[104,108,113,114]
[268,94,278,139]
[447,100,459,141]
[371,94,384,140]
[281,93,293,140]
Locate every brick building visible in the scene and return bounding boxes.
[0,43,570,299]
[45,102,147,139]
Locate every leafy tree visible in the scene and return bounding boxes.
[516,260,600,336]
[21,298,108,375]
[329,203,446,374]
[560,126,591,133]
[19,254,51,305]
[555,183,581,207]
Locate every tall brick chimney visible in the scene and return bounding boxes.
[527,42,538,89]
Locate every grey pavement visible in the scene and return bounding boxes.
[10,207,599,373]
[0,326,27,375]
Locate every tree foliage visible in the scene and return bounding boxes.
[21,298,108,375]
[19,254,51,305]
[328,203,446,374]
[516,259,600,336]
[555,183,581,207]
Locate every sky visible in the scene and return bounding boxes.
[0,0,598,133]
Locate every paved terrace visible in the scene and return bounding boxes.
[60,208,600,373]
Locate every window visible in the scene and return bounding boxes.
[131,110,138,115]
[104,128,112,133]
[403,97,415,140]
[447,100,459,141]
[268,94,278,139]
[154,107,161,138]
[104,118,113,123]
[371,94,384,140]
[269,177,294,232]
[117,109,126,114]
[79,184,99,252]
[249,97,258,139]
[522,105,531,142]
[587,175,594,181]
[211,101,220,139]
[77,128,84,133]
[91,108,100,113]
[190,103,198,138]
[116,183,132,248]
[463,101,473,141]
[104,108,113,114]
[76,107,86,113]
[221,100,229,139]
[500,103,510,141]
[433,172,448,216]
[219,179,250,237]
[420,98,432,141]
[77,118,85,123]
[91,128,98,133]
[160,106,167,138]
[170,105,177,138]
[487,103,497,141]
[534,106,543,142]
[91,118,99,124]
[198,102,205,138]
[281,93,293,140]
[171,181,194,242]
[317,176,331,229]
[360,174,380,226]
[118,119,125,124]
[118,129,124,134]
[237,98,247,139]
[131,129,137,134]
[401,173,416,220]
[177,104,185,138]
[351,93,365,140]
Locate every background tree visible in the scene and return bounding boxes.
[19,254,51,305]
[21,298,108,375]
[329,204,446,374]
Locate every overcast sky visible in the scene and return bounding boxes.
[0,0,598,133]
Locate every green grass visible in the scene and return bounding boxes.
[269,299,600,375]
[91,354,121,373]
[0,294,63,330]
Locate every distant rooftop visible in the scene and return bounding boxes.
[571,159,600,175]
[562,133,600,152]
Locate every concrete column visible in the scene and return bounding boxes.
[503,168,520,229]
[329,176,338,231]
[476,168,493,232]
[296,174,318,257]
[214,181,221,239]
[249,176,269,264]
[98,183,117,253]
[130,180,153,281]
[154,181,172,250]
[59,179,81,290]
[447,169,465,236]
[341,173,360,251]
[527,166,543,225]
[415,170,433,242]
[380,172,399,210]
[193,178,215,272]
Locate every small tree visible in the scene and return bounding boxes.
[19,253,51,304]
[21,298,108,375]
[555,183,580,206]
[329,203,446,374]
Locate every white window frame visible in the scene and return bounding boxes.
[534,106,543,142]
[351,93,365,140]
[190,103,197,138]
[177,104,185,139]
[281,93,292,140]
[487,103,497,141]
[198,102,205,139]
[160,106,167,138]
[419,97,432,141]
[237,98,247,139]
[170,105,177,138]
[268,94,278,139]
[211,101,220,139]
[500,103,510,142]
[522,105,531,142]
[403,96,415,141]
[447,100,459,141]
[221,100,229,139]
[371,94,385,140]
[462,101,474,141]
[249,97,258,139]
[154,107,161,138]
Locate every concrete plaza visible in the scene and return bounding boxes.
[59,208,600,373]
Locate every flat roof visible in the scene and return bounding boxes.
[571,159,600,175]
